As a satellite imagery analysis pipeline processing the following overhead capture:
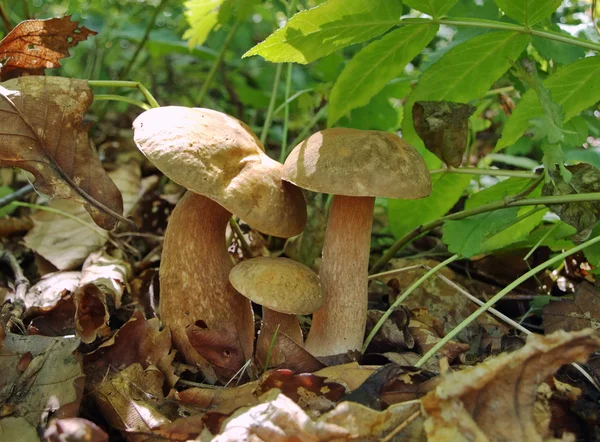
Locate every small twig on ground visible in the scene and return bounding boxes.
[0,245,30,331]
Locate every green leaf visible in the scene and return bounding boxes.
[183,0,224,47]
[532,26,586,66]
[402,31,529,168]
[542,163,600,241]
[509,222,576,251]
[583,223,600,266]
[0,186,16,217]
[338,79,411,131]
[243,0,403,63]
[497,56,600,151]
[328,24,437,127]
[388,173,472,240]
[465,177,539,209]
[493,0,562,26]
[403,0,459,18]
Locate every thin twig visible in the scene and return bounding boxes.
[0,184,34,208]
[0,245,30,330]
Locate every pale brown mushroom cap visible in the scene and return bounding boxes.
[282,128,432,199]
[133,106,306,237]
[229,257,324,315]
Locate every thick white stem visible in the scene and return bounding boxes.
[304,195,374,356]
[160,192,254,378]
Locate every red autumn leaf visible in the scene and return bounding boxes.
[0,76,124,229]
[0,16,97,81]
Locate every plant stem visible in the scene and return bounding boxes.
[229,217,253,258]
[415,233,600,368]
[279,63,294,162]
[120,0,169,80]
[93,94,151,110]
[371,191,600,275]
[288,104,328,148]
[483,86,515,96]
[0,184,34,208]
[429,167,539,179]
[397,17,600,52]
[197,17,242,105]
[362,254,460,353]
[87,80,160,108]
[273,88,313,115]
[260,63,284,146]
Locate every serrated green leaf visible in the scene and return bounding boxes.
[388,173,472,240]
[403,0,459,18]
[328,24,437,127]
[402,31,529,168]
[183,0,224,47]
[583,223,600,266]
[532,27,586,65]
[243,0,403,63]
[493,0,561,26]
[497,56,600,151]
[542,143,571,183]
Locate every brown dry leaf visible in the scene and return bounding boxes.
[84,311,177,387]
[313,362,377,391]
[412,101,476,167]
[0,76,124,229]
[170,380,259,416]
[543,282,600,333]
[0,333,84,440]
[421,329,600,442]
[80,250,130,309]
[383,258,508,342]
[255,326,325,373]
[73,283,110,343]
[204,389,424,441]
[364,308,413,353]
[24,270,81,311]
[44,417,108,442]
[24,163,141,269]
[0,16,96,81]
[93,363,171,442]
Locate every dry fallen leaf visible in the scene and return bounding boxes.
[84,311,177,387]
[0,16,97,81]
[73,283,110,344]
[44,417,108,442]
[421,329,600,442]
[0,76,123,229]
[24,164,141,269]
[543,282,600,333]
[0,333,84,440]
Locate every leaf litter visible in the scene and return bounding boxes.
[0,17,600,442]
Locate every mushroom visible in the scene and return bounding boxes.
[282,128,431,357]
[133,107,306,379]
[229,257,323,368]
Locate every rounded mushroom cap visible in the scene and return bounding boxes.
[229,257,323,315]
[133,107,306,237]
[282,128,432,199]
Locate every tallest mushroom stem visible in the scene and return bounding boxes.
[305,195,375,357]
[160,192,254,376]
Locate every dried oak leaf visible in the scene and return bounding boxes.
[0,333,84,440]
[206,389,424,442]
[0,16,97,81]
[543,282,600,333]
[413,101,476,167]
[73,283,110,344]
[84,311,177,387]
[421,329,600,442]
[0,76,123,229]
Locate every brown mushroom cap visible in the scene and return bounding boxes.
[229,257,323,315]
[282,128,431,199]
[133,106,306,237]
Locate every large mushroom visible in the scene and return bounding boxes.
[133,107,306,379]
[282,128,431,357]
[229,257,323,368]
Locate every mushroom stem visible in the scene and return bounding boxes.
[305,195,375,356]
[257,309,303,367]
[160,192,254,375]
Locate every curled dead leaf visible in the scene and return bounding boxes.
[421,329,600,442]
[0,16,97,81]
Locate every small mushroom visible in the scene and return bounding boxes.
[282,128,431,357]
[229,257,323,368]
[133,107,306,379]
